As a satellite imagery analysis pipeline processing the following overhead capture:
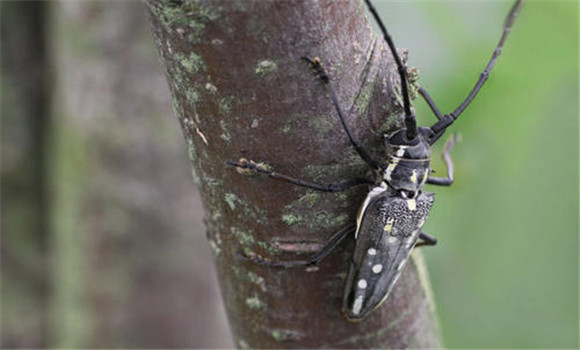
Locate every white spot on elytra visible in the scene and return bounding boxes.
[368,248,377,255]
[372,264,383,274]
[407,199,416,211]
[352,295,364,315]
[358,279,367,289]
[388,236,399,244]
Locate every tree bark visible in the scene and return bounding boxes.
[47,2,230,347]
[1,2,50,347]
[146,0,441,348]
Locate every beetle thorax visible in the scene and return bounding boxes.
[382,130,431,193]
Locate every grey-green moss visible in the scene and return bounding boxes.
[205,178,220,190]
[312,211,349,229]
[146,1,220,43]
[391,66,419,114]
[224,192,238,210]
[407,66,420,101]
[235,228,255,246]
[271,330,284,342]
[232,226,277,255]
[170,94,183,121]
[185,87,199,104]
[331,192,350,208]
[246,17,269,43]
[307,114,334,134]
[256,240,278,255]
[218,96,235,115]
[298,191,322,207]
[231,266,267,292]
[219,120,231,142]
[282,208,349,231]
[281,122,293,134]
[208,239,221,256]
[238,339,250,349]
[301,148,367,182]
[176,52,205,74]
[356,76,377,114]
[281,113,335,135]
[205,82,218,94]
[270,329,304,342]
[255,59,278,77]
[246,271,267,292]
[378,111,399,133]
[282,213,303,226]
[245,295,267,310]
[238,198,269,225]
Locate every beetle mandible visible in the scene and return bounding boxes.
[227,0,524,321]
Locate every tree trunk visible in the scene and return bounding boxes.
[47,2,230,347]
[146,0,441,348]
[1,2,50,347]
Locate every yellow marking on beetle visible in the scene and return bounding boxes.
[385,162,397,181]
[410,169,418,184]
[383,218,395,232]
[423,169,429,183]
[407,199,416,211]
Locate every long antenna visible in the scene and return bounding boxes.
[431,0,525,134]
[364,0,417,140]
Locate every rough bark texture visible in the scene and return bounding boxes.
[146,0,441,348]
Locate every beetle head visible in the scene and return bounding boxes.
[383,127,433,193]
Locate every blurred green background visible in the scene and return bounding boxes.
[1,0,577,348]
[373,1,578,348]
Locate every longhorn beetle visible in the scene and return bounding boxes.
[228,0,524,321]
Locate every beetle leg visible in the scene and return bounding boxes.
[415,232,437,247]
[418,87,443,121]
[302,56,381,170]
[426,134,460,186]
[227,158,372,192]
[238,224,356,268]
